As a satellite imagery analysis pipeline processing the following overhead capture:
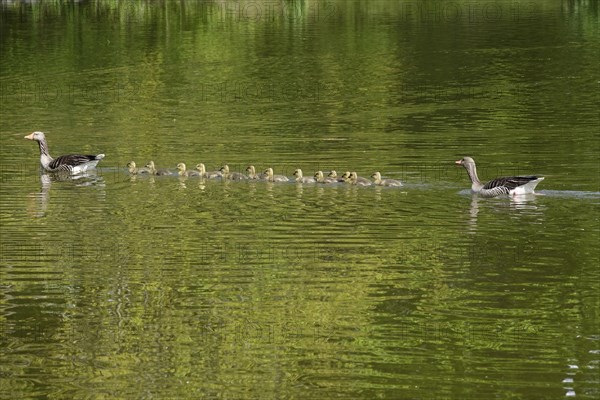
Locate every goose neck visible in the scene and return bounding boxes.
[37,137,51,158]
[465,163,481,186]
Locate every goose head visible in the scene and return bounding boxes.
[24,131,45,141]
[145,161,156,169]
[314,171,324,180]
[371,172,382,180]
[176,163,187,174]
[455,157,475,167]
[455,156,481,186]
[196,163,206,174]
[328,170,338,179]
[293,169,303,178]
[220,165,230,174]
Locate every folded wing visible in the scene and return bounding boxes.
[482,176,539,190]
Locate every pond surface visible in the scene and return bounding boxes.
[1,1,599,399]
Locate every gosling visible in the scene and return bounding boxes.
[196,163,222,179]
[371,172,402,187]
[220,165,247,180]
[246,165,266,180]
[328,170,344,182]
[145,161,171,176]
[293,169,316,183]
[349,172,372,186]
[127,161,150,175]
[340,171,352,183]
[177,163,200,177]
[315,171,336,184]
[263,168,289,182]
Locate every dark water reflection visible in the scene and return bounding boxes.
[1,1,599,399]
[2,168,598,398]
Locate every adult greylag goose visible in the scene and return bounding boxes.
[127,161,150,175]
[145,161,171,176]
[314,171,336,184]
[371,172,402,187]
[196,163,221,179]
[177,163,200,177]
[264,168,289,182]
[220,165,247,180]
[246,165,266,180]
[349,172,372,186]
[455,157,544,197]
[293,169,316,183]
[24,131,104,174]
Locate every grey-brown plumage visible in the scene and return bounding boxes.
[456,157,544,197]
[25,131,104,174]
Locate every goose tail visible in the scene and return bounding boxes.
[513,177,545,195]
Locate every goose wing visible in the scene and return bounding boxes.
[482,176,539,190]
[49,154,102,169]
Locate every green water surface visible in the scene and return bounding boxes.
[1,1,599,399]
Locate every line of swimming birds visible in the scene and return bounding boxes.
[25,131,546,196]
[126,161,402,187]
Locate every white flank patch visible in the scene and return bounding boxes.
[511,177,545,195]
[71,160,101,175]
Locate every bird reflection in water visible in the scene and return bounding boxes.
[27,171,104,218]
[467,193,543,232]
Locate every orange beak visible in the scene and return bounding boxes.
[454,160,463,165]
[24,133,35,140]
